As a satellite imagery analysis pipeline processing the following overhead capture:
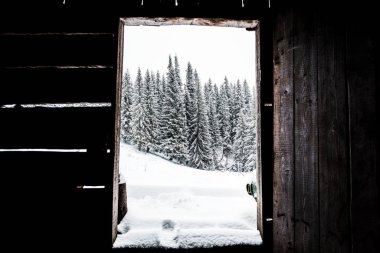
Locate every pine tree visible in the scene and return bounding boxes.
[140,70,155,152]
[242,80,256,171]
[131,68,144,150]
[161,55,188,163]
[157,72,167,151]
[218,84,232,164]
[150,71,161,151]
[213,83,221,126]
[190,71,213,170]
[204,79,222,170]
[121,70,134,143]
[233,80,256,172]
[231,79,243,147]
[174,56,189,163]
[185,62,198,155]
[223,77,234,155]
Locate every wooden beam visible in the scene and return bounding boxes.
[0,107,112,149]
[0,68,114,104]
[0,33,115,67]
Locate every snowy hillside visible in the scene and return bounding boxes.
[114,144,262,248]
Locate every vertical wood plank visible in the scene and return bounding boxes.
[273,8,295,253]
[111,20,124,244]
[293,8,319,253]
[347,21,380,253]
[255,21,264,238]
[318,12,351,253]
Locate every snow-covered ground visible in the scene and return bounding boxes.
[114,144,262,248]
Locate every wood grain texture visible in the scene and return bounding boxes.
[346,22,380,253]
[0,68,114,104]
[111,21,124,244]
[273,8,295,253]
[0,107,112,149]
[255,22,263,238]
[317,13,351,253]
[0,33,115,67]
[293,9,319,253]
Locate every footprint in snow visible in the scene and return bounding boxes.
[162,219,176,231]
[159,219,179,248]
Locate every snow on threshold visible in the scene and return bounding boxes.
[114,144,262,248]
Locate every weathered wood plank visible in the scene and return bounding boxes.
[0,9,119,33]
[0,33,115,67]
[118,182,128,223]
[317,13,351,253]
[255,21,264,238]
[257,15,274,248]
[293,9,319,253]
[0,68,114,104]
[112,21,124,243]
[0,151,112,186]
[273,8,295,253]
[346,22,380,253]
[0,107,112,149]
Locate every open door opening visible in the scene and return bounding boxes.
[113,18,262,249]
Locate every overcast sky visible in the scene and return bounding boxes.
[123,25,256,87]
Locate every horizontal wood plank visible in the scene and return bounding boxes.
[0,107,113,149]
[0,68,114,104]
[0,34,115,67]
[0,151,113,186]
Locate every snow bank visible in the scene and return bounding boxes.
[114,144,261,248]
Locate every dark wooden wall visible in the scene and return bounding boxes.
[0,4,120,251]
[0,1,268,251]
[1,1,379,252]
[273,6,380,253]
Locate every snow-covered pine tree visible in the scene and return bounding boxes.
[150,71,161,152]
[213,83,221,126]
[157,72,167,151]
[185,62,198,156]
[174,56,189,163]
[156,71,163,110]
[233,80,256,172]
[161,55,188,163]
[241,80,256,171]
[223,77,234,153]
[230,79,243,148]
[121,70,134,144]
[154,71,163,151]
[190,70,213,170]
[223,77,234,116]
[160,56,175,156]
[218,84,232,165]
[140,70,155,152]
[131,68,144,150]
[204,79,222,170]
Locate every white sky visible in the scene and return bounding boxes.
[123,25,256,87]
